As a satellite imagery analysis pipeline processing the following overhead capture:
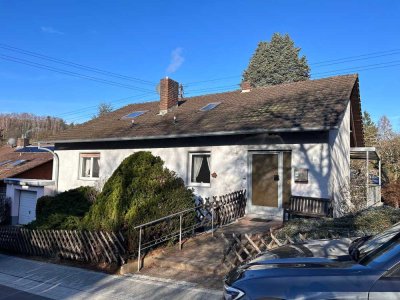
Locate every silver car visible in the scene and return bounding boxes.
[224,223,400,299]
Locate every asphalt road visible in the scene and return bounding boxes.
[0,254,221,299]
[0,284,50,300]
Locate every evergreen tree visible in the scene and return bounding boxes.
[243,33,310,87]
[363,111,378,146]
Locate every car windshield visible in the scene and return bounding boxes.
[357,223,400,265]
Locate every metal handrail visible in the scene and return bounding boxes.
[133,203,209,229]
[135,203,215,271]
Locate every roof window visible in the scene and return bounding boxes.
[0,160,12,167]
[200,102,221,112]
[122,111,148,119]
[11,159,27,167]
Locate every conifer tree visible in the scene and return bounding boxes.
[243,33,310,87]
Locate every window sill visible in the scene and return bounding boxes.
[79,177,100,181]
[188,182,211,188]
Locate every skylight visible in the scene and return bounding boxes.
[11,159,27,167]
[122,110,148,119]
[200,102,221,112]
[0,160,12,167]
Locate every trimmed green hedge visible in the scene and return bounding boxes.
[82,151,195,252]
[27,186,97,230]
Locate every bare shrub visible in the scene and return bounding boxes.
[382,181,400,208]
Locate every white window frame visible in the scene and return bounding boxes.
[79,153,100,180]
[188,152,211,187]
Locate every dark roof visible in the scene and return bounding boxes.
[49,74,362,143]
[0,146,53,180]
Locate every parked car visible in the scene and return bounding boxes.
[224,223,400,299]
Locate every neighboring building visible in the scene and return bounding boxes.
[46,74,378,219]
[0,138,54,225]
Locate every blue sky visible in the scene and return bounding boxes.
[0,0,399,127]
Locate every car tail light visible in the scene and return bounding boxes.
[224,284,245,300]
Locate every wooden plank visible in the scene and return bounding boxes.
[63,230,77,259]
[99,231,117,263]
[244,234,261,254]
[85,230,98,262]
[31,229,45,256]
[74,230,89,261]
[93,231,112,263]
[51,230,63,258]
[80,231,95,262]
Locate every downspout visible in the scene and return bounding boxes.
[38,142,59,193]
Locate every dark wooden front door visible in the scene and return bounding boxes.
[251,153,279,208]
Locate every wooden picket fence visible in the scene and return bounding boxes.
[0,226,126,265]
[221,228,354,270]
[221,230,306,270]
[201,189,247,226]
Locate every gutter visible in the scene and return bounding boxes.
[42,126,336,145]
[38,142,59,193]
[4,178,55,187]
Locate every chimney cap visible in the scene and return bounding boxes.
[241,81,252,93]
[16,137,30,148]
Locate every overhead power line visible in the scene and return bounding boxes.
[185,84,238,94]
[56,91,157,118]
[60,60,400,122]
[66,93,157,123]
[311,60,400,76]
[311,48,400,66]
[0,43,156,86]
[0,54,155,92]
[183,48,400,87]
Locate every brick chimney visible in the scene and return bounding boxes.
[241,81,252,93]
[17,137,29,148]
[159,77,179,115]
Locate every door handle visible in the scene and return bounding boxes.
[274,175,280,181]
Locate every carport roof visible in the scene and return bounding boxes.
[350,147,380,161]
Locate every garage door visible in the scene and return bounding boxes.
[18,191,38,225]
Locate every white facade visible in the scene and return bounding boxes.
[53,103,351,219]
[329,102,352,217]
[55,142,340,219]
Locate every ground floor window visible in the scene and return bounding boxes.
[79,153,100,179]
[189,152,211,186]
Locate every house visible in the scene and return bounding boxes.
[0,138,55,225]
[44,74,380,219]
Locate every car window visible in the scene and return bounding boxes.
[386,263,400,278]
[358,224,400,265]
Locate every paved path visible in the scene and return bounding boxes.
[0,254,222,299]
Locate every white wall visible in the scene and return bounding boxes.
[329,101,351,217]
[55,141,331,216]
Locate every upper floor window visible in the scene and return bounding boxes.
[189,152,211,186]
[80,153,100,179]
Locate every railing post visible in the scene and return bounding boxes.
[137,227,142,272]
[179,213,182,250]
[211,206,214,237]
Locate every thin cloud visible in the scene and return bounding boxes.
[166,47,184,74]
[41,26,64,35]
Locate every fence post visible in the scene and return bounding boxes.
[211,206,214,237]
[137,227,142,272]
[179,213,182,250]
